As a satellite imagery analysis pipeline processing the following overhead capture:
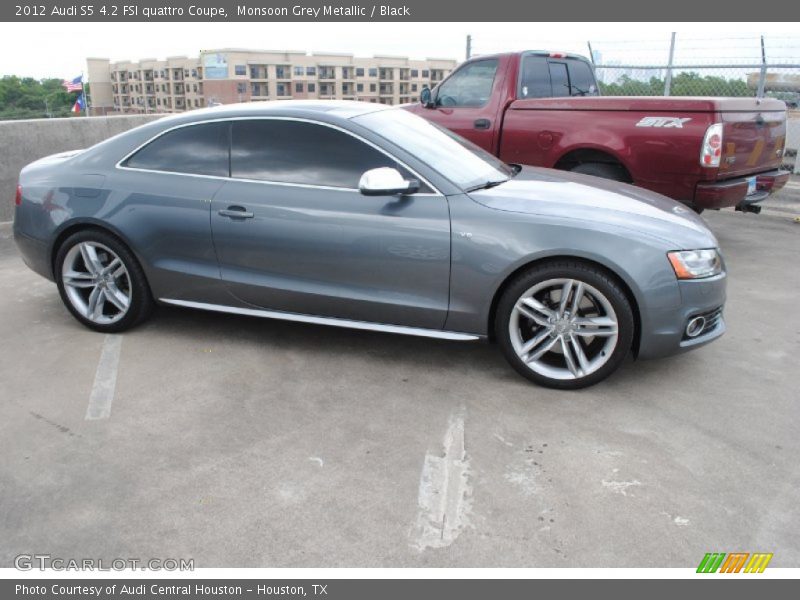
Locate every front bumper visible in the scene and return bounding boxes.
[694,169,790,210]
[638,272,727,360]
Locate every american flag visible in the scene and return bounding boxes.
[62,76,83,92]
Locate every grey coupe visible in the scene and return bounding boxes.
[13,101,726,388]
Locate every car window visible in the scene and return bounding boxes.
[548,62,570,97]
[436,59,498,108]
[520,56,599,98]
[519,56,552,98]
[566,60,598,96]
[355,108,514,191]
[123,122,230,176]
[230,119,429,191]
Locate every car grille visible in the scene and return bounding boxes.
[683,306,724,340]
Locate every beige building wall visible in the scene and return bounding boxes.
[95,49,457,115]
[86,58,114,114]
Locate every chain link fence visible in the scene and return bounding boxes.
[468,33,800,173]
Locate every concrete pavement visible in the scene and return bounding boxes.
[0,206,798,568]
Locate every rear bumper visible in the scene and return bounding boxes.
[694,169,790,210]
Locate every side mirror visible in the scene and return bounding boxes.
[419,87,434,108]
[359,167,419,196]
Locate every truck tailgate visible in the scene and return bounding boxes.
[716,98,786,179]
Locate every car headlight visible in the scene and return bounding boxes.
[667,249,722,279]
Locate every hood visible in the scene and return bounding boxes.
[469,166,718,250]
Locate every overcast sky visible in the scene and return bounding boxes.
[1,22,798,79]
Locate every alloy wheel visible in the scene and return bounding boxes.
[508,278,619,381]
[61,241,132,325]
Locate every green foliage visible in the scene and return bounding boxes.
[599,71,752,97]
[0,76,84,120]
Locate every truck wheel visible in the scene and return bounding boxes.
[570,162,628,182]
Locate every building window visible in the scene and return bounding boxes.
[237,83,246,94]
[411,69,419,77]
[191,69,198,78]
[235,64,247,76]
[193,84,197,92]
[295,82,303,93]
[294,66,304,76]
[306,66,316,76]
[369,83,376,92]
[356,67,365,77]
[368,68,377,77]
[422,70,429,77]
[276,83,289,96]
[308,83,316,93]
[357,83,364,92]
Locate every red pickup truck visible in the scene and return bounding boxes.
[407,51,790,213]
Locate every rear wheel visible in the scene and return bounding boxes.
[570,162,628,182]
[495,261,634,389]
[55,230,153,332]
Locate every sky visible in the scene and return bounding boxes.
[0,22,798,80]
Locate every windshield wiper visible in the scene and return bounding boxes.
[466,179,508,192]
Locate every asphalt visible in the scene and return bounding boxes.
[0,188,798,568]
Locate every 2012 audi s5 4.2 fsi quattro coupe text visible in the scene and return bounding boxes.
[13,101,726,389]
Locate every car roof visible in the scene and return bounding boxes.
[159,99,392,126]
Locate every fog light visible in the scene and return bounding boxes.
[685,316,706,338]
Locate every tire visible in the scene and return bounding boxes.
[570,162,628,182]
[55,229,153,333]
[495,260,634,390]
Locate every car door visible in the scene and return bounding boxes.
[209,118,451,330]
[114,121,230,301]
[421,58,506,152]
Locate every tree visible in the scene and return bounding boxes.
[598,71,752,97]
[0,76,79,120]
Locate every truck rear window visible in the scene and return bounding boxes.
[519,56,599,98]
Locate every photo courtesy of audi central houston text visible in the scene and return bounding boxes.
[1,7,799,588]
[14,102,727,389]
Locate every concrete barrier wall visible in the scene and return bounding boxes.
[1,110,797,222]
[0,115,164,222]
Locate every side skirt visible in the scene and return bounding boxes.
[159,298,481,341]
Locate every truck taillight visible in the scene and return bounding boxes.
[700,123,724,168]
[549,52,567,58]
[15,184,22,206]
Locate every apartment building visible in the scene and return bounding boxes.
[87,50,457,114]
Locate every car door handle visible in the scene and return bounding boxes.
[218,206,254,219]
[474,118,491,130]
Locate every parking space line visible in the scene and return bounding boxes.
[410,412,473,550]
[85,334,122,420]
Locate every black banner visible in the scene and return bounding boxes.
[3,0,798,22]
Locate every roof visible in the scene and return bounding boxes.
[179,100,394,121]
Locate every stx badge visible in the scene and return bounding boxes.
[635,116,692,128]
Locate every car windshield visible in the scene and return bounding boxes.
[353,108,515,191]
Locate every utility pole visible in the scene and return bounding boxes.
[664,32,676,96]
[466,34,472,60]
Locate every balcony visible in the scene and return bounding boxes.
[318,67,336,80]
[379,69,394,80]
[250,83,269,97]
[274,66,291,80]
[250,65,268,80]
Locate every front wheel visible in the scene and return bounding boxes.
[495,261,634,389]
[55,230,153,332]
